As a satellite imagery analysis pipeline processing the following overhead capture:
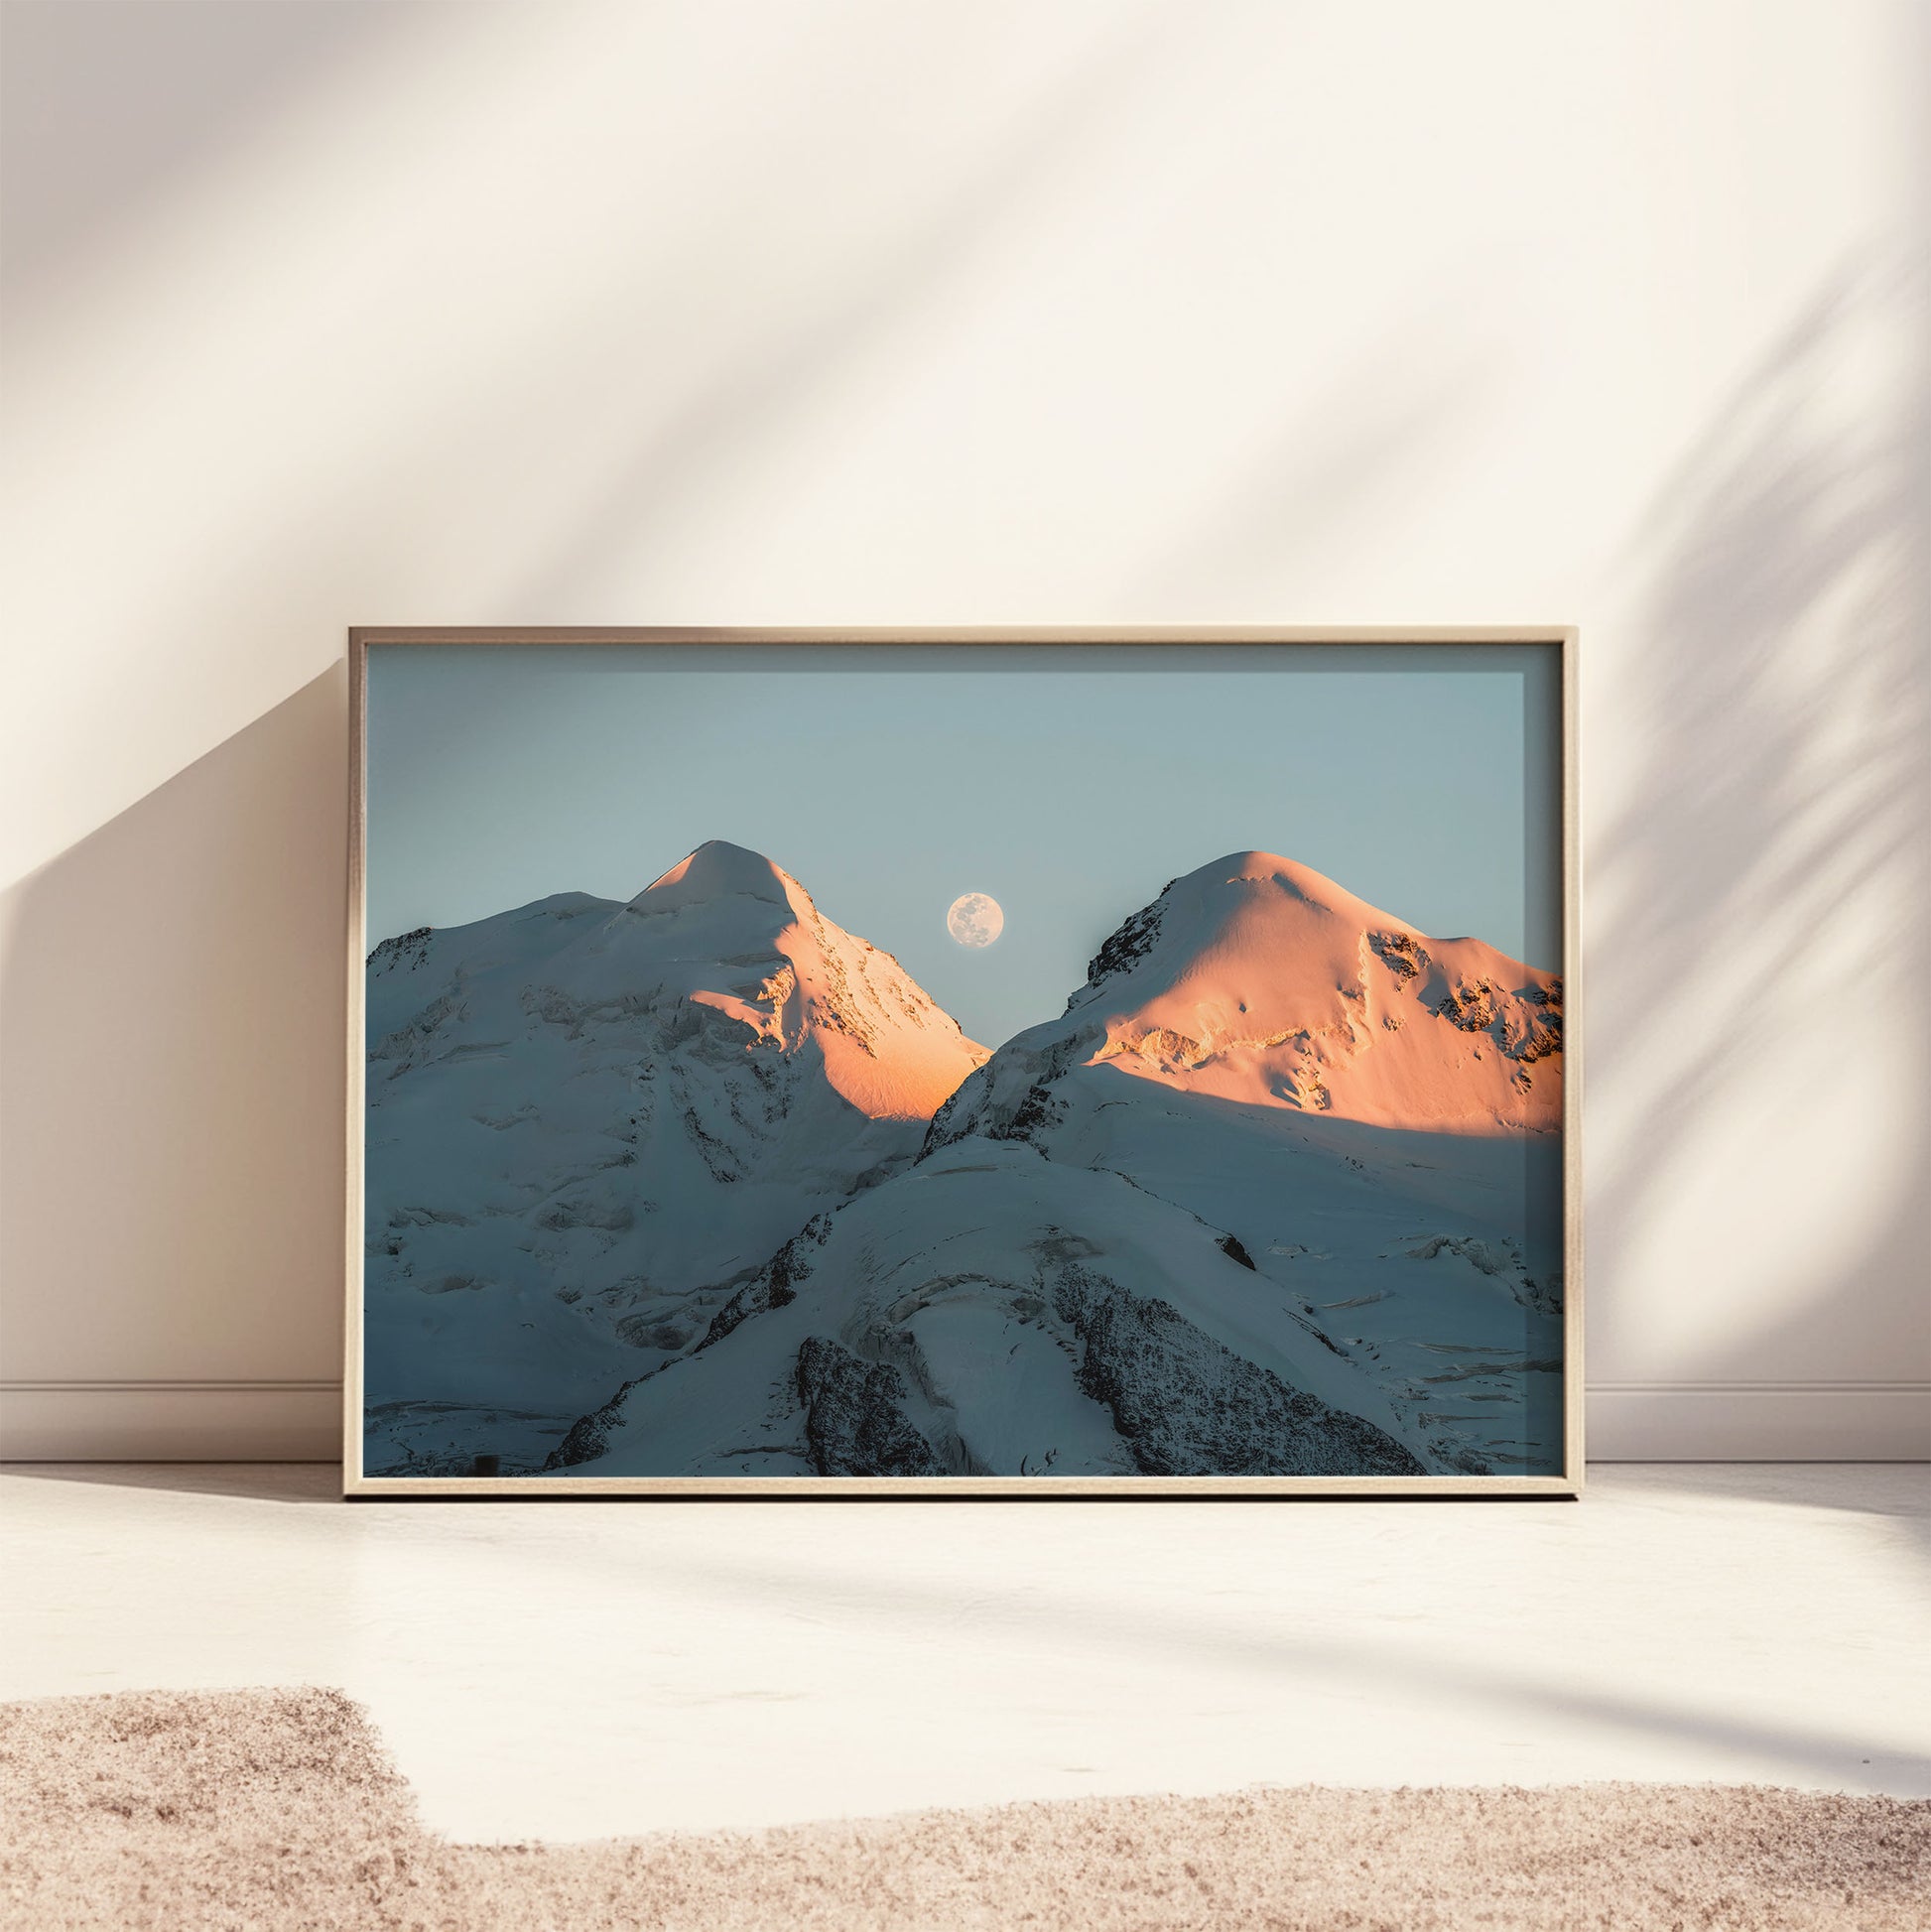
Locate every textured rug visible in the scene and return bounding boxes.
[2,1689,1925,1930]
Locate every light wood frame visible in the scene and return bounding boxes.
[344,628,1582,1499]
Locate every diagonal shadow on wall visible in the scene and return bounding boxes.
[1591,251,1931,1402]
[0,669,349,1385]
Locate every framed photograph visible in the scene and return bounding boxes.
[345,629,1580,1496]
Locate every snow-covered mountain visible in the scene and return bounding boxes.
[936,849,1562,1140]
[541,852,1566,1481]
[361,839,988,1474]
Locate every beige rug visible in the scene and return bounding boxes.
[2,1689,1924,1930]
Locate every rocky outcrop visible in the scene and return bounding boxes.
[1368,931,1428,981]
[794,1336,942,1477]
[699,1214,833,1350]
[541,1375,652,1471]
[367,927,433,973]
[1071,885,1173,1008]
[1436,978,1502,1033]
[921,1029,1086,1156]
[1052,1265,1427,1477]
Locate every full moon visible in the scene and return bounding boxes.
[946,892,1004,949]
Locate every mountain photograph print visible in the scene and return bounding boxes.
[349,633,1577,1494]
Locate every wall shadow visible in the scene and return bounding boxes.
[0,670,348,1383]
[0,0,421,298]
[1592,252,1931,1395]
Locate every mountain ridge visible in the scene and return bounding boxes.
[360,839,988,1476]
[501,843,1564,1482]
[946,848,1561,1143]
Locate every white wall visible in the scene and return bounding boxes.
[2,0,1924,1461]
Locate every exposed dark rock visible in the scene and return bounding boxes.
[681,1105,744,1182]
[701,1277,796,1351]
[1508,1005,1563,1064]
[917,1082,971,1160]
[1218,1232,1257,1271]
[1368,931,1429,981]
[993,1076,1065,1145]
[987,1034,1083,1144]
[542,1376,650,1470]
[699,1213,833,1351]
[1051,1264,1426,1477]
[1071,885,1173,1009]
[1429,971,1565,1072]
[1420,967,1565,1069]
[922,1031,1084,1156]
[367,926,433,972]
[794,1336,942,1477]
[1436,978,1501,1032]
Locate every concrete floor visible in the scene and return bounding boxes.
[1,1464,1925,1843]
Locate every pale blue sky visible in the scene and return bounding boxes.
[366,643,1560,1047]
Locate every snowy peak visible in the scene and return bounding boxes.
[966,848,1561,1137]
[629,838,804,917]
[1216,849,1385,917]
[1073,850,1421,1011]
[367,840,988,1139]
[611,840,987,1122]
[361,843,992,1474]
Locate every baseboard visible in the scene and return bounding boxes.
[1586,1383,1930,1461]
[0,1382,340,1462]
[2,1379,1925,1464]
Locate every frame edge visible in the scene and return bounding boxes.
[340,627,1583,1500]
[343,633,369,1497]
